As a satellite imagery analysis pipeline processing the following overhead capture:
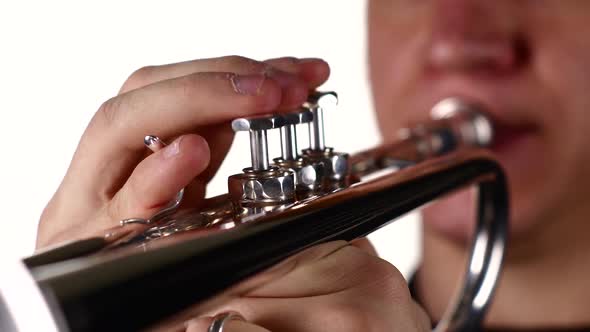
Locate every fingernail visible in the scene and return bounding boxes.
[231,74,266,96]
[162,137,182,159]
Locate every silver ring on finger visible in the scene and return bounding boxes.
[208,311,247,332]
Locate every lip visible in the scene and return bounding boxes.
[405,76,551,233]
[415,78,541,140]
[419,75,525,115]
[406,78,546,177]
[490,121,538,153]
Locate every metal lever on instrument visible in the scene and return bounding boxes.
[302,91,349,184]
[279,107,313,161]
[272,108,325,192]
[305,91,337,152]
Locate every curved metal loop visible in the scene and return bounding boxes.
[434,174,508,331]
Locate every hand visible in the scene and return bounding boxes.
[176,240,431,332]
[35,56,430,332]
[36,55,329,248]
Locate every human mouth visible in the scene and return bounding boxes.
[490,121,539,153]
[422,94,543,179]
[482,115,544,189]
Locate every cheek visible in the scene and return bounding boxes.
[487,26,590,237]
[533,34,590,200]
[533,12,590,158]
[368,6,431,142]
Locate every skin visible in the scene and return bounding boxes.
[36,56,430,331]
[369,0,590,328]
[37,0,590,330]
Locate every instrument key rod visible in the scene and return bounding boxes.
[250,130,269,171]
[280,124,298,160]
[308,107,326,151]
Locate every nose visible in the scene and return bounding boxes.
[427,0,529,76]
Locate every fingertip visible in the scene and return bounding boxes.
[263,57,330,82]
[263,56,331,90]
[266,73,309,109]
[298,58,331,87]
[177,134,211,175]
[122,134,211,214]
[281,81,309,108]
[232,58,329,113]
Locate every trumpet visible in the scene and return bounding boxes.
[0,92,508,332]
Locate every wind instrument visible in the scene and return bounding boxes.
[0,92,508,332]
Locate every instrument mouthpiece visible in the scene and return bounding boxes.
[431,97,494,148]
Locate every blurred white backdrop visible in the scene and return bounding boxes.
[0,1,420,277]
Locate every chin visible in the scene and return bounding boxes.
[422,189,477,245]
[422,186,541,246]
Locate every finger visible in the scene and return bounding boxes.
[41,134,211,240]
[185,316,271,332]
[244,242,367,298]
[243,241,406,299]
[194,123,234,183]
[412,300,432,331]
[264,57,330,88]
[109,134,210,221]
[64,72,283,198]
[119,56,318,112]
[211,241,350,297]
[350,237,379,256]
[96,72,304,152]
[177,123,235,208]
[120,56,329,94]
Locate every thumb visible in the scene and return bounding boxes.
[109,134,210,223]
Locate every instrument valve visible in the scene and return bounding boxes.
[273,108,325,193]
[229,114,296,208]
[302,91,350,186]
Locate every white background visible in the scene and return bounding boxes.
[0,1,420,277]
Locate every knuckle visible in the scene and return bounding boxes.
[121,65,156,93]
[95,96,122,129]
[371,258,412,302]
